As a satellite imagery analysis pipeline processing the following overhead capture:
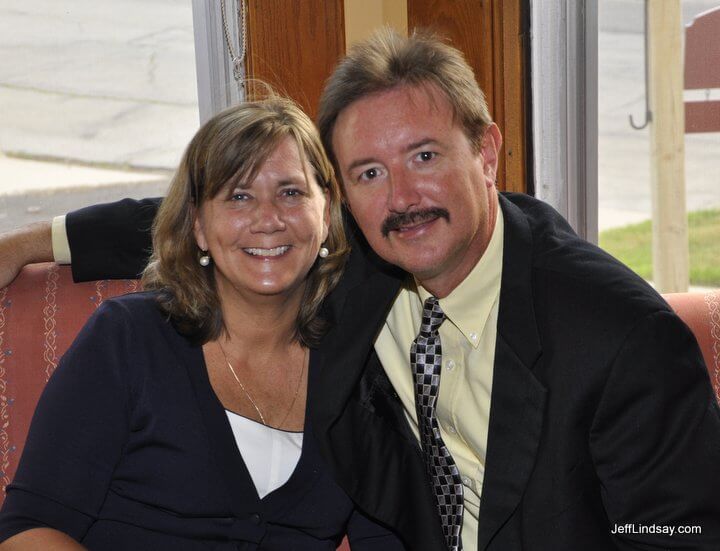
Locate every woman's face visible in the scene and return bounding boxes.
[193,136,330,302]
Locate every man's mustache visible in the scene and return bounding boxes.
[381,207,450,237]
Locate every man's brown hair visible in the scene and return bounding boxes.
[318,27,493,175]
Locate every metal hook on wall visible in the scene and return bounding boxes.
[629,0,652,130]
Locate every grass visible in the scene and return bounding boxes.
[599,209,720,286]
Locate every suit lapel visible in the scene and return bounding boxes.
[312,242,403,428]
[477,195,547,550]
[311,239,447,549]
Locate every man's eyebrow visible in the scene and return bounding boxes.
[405,138,438,152]
[347,157,379,173]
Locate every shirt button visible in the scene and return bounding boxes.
[462,475,472,486]
[446,425,457,434]
[249,513,261,525]
[446,359,456,371]
[470,332,479,342]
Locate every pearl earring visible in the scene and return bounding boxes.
[199,252,211,266]
[318,247,329,259]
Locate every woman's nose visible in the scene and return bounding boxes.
[249,200,286,233]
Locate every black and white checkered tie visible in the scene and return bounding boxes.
[411,296,463,551]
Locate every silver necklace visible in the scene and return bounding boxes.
[217,340,306,428]
[220,0,248,81]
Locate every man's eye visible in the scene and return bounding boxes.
[417,151,436,162]
[359,167,381,181]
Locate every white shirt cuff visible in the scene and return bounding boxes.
[51,215,72,264]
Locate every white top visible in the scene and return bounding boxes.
[224,410,303,499]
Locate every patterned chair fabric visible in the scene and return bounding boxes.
[1,263,718,551]
[0,263,139,500]
[663,291,720,408]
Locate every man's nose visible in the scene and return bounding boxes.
[387,169,421,213]
[250,200,286,233]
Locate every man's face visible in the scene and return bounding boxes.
[332,84,502,297]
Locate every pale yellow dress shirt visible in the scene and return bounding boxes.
[374,207,503,551]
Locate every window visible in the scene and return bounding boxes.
[598,0,720,291]
[532,0,719,292]
[0,1,200,232]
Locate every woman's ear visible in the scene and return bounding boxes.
[322,189,331,243]
[193,208,208,251]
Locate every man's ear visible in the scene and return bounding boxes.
[480,123,503,185]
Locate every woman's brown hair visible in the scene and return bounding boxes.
[142,96,348,346]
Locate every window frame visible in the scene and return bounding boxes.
[191,0,246,124]
[531,0,598,242]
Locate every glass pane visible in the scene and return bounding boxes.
[598,0,720,291]
[0,1,199,232]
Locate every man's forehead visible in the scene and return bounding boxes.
[338,82,452,123]
[332,82,457,152]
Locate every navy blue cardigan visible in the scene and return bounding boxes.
[0,292,403,550]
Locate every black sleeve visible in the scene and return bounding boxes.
[66,197,162,281]
[591,311,720,550]
[0,301,133,543]
[346,509,407,550]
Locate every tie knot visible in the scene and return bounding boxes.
[420,297,445,336]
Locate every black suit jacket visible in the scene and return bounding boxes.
[66,193,720,550]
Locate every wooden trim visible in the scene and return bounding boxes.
[245,0,345,119]
[493,0,527,193]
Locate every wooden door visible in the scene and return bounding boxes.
[243,0,530,192]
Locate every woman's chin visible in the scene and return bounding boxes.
[219,277,305,301]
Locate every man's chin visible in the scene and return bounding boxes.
[384,254,445,281]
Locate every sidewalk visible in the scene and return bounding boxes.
[0,155,170,233]
[0,155,166,196]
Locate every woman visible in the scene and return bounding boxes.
[0,98,403,549]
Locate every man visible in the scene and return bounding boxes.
[2,29,719,550]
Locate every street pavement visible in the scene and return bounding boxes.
[0,0,195,231]
[598,0,720,230]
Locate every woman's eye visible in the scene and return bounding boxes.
[230,192,249,201]
[283,188,302,197]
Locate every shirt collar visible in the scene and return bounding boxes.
[417,205,504,348]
